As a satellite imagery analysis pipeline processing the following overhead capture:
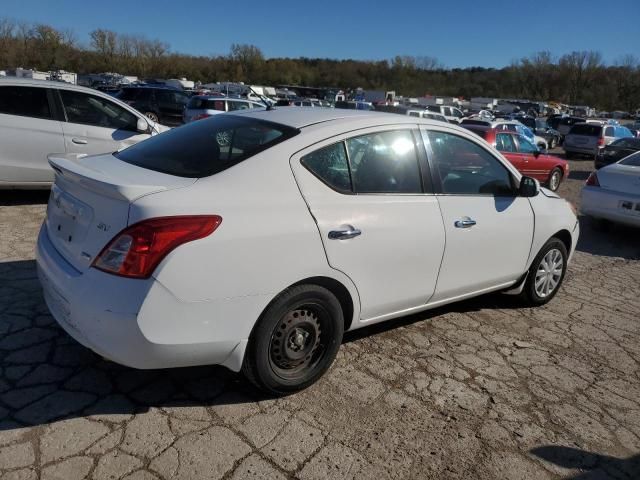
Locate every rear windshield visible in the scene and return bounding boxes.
[620,151,640,167]
[115,115,299,178]
[610,138,640,148]
[569,124,602,136]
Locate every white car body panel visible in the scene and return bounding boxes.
[581,161,640,228]
[36,109,579,372]
[0,113,65,186]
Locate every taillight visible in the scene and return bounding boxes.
[193,113,211,121]
[585,172,600,187]
[597,137,605,146]
[93,216,222,279]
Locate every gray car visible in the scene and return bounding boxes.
[183,96,264,123]
[563,122,633,158]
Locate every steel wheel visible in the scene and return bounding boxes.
[548,168,562,191]
[534,248,563,298]
[269,307,328,379]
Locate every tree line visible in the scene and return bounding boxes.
[1,18,639,112]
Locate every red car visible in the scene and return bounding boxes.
[463,125,569,191]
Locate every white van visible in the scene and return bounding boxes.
[0,78,168,188]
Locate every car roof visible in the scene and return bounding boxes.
[0,77,102,93]
[229,106,466,130]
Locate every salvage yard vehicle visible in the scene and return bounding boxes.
[36,109,579,395]
[183,96,264,123]
[564,122,633,159]
[594,137,640,169]
[582,151,640,229]
[462,124,568,191]
[0,78,168,188]
[116,86,190,126]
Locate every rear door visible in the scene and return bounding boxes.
[422,127,534,300]
[58,89,150,156]
[290,126,446,321]
[0,85,65,184]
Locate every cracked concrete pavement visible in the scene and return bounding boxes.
[0,155,639,479]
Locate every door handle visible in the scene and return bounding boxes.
[454,218,476,228]
[328,226,361,240]
[71,138,88,145]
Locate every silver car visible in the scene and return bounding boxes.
[183,96,264,123]
[0,78,168,189]
[564,122,633,158]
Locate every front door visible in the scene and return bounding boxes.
[423,128,534,301]
[291,127,446,321]
[58,89,150,156]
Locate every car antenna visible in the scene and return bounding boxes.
[249,86,274,111]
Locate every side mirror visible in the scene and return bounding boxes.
[137,117,151,134]
[519,176,539,197]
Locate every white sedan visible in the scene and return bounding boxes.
[581,151,640,228]
[36,108,579,394]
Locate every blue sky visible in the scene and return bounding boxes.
[3,0,639,68]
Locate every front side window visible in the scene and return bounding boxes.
[0,86,51,119]
[346,130,422,194]
[301,142,351,192]
[60,90,137,131]
[517,135,538,154]
[427,130,515,196]
[495,133,516,153]
[115,115,298,178]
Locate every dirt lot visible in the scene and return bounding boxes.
[0,152,638,479]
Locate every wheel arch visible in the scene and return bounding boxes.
[290,276,356,332]
[551,229,572,255]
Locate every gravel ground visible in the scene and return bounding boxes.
[0,151,638,479]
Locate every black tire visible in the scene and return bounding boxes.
[589,216,610,232]
[519,238,568,306]
[564,151,574,159]
[546,168,563,191]
[144,111,159,123]
[242,284,344,395]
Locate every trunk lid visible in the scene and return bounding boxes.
[598,163,640,196]
[46,153,196,272]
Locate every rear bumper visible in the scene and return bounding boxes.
[564,144,597,156]
[581,187,640,228]
[36,225,250,370]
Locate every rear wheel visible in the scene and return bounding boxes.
[519,238,568,306]
[547,168,563,191]
[242,285,344,395]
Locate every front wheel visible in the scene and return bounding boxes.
[547,168,563,191]
[519,238,568,306]
[242,285,344,395]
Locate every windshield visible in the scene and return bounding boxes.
[115,115,299,178]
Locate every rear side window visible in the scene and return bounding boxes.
[301,143,351,192]
[0,86,51,119]
[228,101,251,111]
[620,151,640,166]
[347,130,422,194]
[569,124,602,136]
[115,115,299,178]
